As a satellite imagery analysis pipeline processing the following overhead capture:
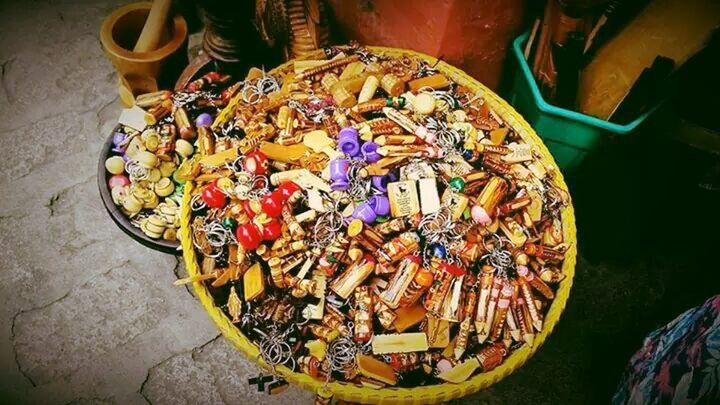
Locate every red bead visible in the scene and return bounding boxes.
[108,174,130,189]
[442,262,465,277]
[235,223,262,250]
[262,219,283,241]
[201,185,226,208]
[261,191,284,217]
[277,181,301,202]
[244,151,268,175]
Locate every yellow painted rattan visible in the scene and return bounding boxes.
[180,47,577,404]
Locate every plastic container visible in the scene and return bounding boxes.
[508,32,656,170]
[180,46,578,404]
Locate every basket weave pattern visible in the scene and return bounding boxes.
[180,47,577,404]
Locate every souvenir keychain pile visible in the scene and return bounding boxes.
[104,73,238,241]
[176,44,570,394]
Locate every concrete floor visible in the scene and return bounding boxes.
[1,1,719,404]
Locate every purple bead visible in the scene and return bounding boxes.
[338,127,360,157]
[372,175,389,192]
[121,153,132,162]
[368,195,390,216]
[339,127,358,137]
[112,132,126,147]
[195,113,213,127]
[372,172,397,192]
[329,158,350,191]
[332,179,349,191]
[353,202,377,224]
[361,141,382,163]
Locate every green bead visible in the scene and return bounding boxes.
[386,97,394,107]
[222,217,238,230]
[375,215,389,223]
[168,183,185,205]
[449,177,466,192]
[172,170,186,185]
[397,96,406,108]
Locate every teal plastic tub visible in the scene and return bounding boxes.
[507,33,656,170]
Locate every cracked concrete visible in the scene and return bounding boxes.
[0,1,221,403]
[140,336,315,405]
[1,0,718,404]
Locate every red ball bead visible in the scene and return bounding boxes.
[244,151,268,175]
[261,191,284,217]
[262,219,283,241]
[108,174,130,189]
[201,185,226,208]
[277,181,301,202]
[235,223,262,250]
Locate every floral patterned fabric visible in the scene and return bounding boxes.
[613,296,720,404]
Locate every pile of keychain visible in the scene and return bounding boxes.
[104,73,241,241]
[178,44,570,392]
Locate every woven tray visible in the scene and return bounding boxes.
[180,46,577,404]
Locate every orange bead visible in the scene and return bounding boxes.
[414,268,434,287]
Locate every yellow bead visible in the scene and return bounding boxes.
[144,131,160,152]
[122,194,143,213]
[146,168,161,183]
[135,151,158,169]
[413,93,436,115]
[347,218,364,237]
[159,161,176,177]
[175,139,194,157]
[216,177,234,192]
[154,178,175,197]
[104,156,125,175]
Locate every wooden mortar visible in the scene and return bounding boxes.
[100,1,188,106]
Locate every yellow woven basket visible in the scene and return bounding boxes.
[180,46,577,404]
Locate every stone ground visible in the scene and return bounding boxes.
[1,1,719,404]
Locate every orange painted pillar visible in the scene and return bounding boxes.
[326,0,526,90]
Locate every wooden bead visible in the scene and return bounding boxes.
[339,61,366,80]
[331,83,357,108]
[358,75,379,103]
[321,73,340,92]
[407,74,451,93]
[380,74,404,97]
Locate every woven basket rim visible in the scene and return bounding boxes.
[180,46,577,404]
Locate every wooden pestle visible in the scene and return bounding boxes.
[118,0,172,105]
[134,0,172,52]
